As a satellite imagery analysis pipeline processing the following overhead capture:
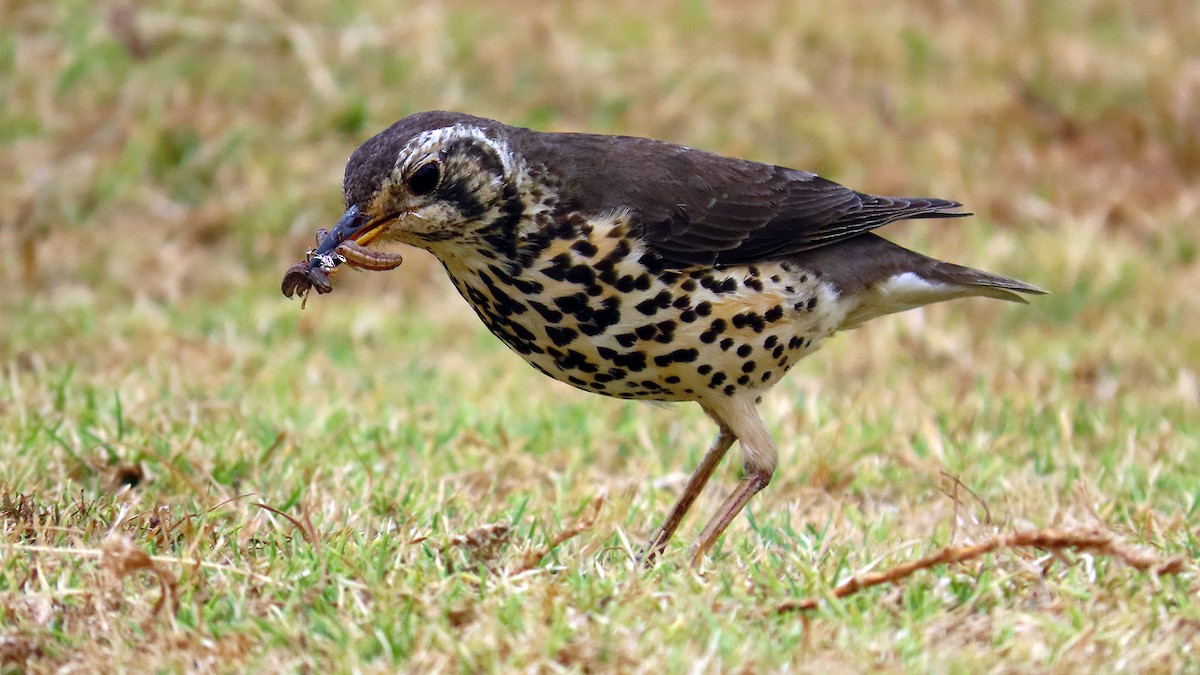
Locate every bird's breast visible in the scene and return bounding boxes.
[439,211,851,401]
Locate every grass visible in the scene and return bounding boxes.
[2,0,1199,671]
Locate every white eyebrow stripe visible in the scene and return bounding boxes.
[398,124,516,179]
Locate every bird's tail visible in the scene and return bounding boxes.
[797,233,1046,330]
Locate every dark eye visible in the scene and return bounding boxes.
[407,162,440,196]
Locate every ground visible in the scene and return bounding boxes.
[2,0,1199,671]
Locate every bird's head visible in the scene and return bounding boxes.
[321,111,524,258]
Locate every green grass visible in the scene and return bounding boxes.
[3,0,1200,671]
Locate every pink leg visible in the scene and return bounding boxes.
[690,470,772,565]
[638,424,736,566]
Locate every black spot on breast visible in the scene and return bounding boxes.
[465,286,491,308]
[698,364,713,375]
[554,292,587,314]
[741,361,757,373]
[580,296,621,336]
[699,276,737,294]
[479,273,527,317]
[508,322,536,342]
[653,348,698,367]
[737,344,752,358]
[625,354,648,372]
[510,277,544,295]
[764,305,784,322]
[764,335,778,349]
[601,238,632,264]
[541,253,573,281]
[602,351,646,372]
[737,375,751,386]
[566,265,596,286]
[558,349,599,373]
[723,384,736,396]
[529,300,563,323]
[634,290,672,316]
[807,297,818,310]
[679,309,697,323]
[635,324,658,340]
[546,325,578,347]
[719,338,734,351]
[637,251,665,274]
[571,240,598,257]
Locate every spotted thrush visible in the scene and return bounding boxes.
[283,111,1044,565]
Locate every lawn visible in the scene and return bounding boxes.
[2,0,1199,671]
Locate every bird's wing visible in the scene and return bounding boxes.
[541,132,967,268]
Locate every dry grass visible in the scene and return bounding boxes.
[2,0,1199,671]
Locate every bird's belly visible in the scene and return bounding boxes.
[442,241,849,402]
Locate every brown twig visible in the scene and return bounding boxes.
[101,535,179,620]
[776,527,1185,614]
[940,470,992,526]
[254,502,319,550]
[513,496,605,573]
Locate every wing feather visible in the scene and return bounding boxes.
[522,128,968,267]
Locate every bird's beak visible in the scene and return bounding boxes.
[312,205,393,257]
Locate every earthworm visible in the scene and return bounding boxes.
[335,239,404,271]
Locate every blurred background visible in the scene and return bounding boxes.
[3,0,1196,381]
[1,0,1199,667]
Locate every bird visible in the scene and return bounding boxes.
[285,110,1045,565]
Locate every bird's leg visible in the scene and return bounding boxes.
[638,420,736,566]
[689,470,772,565]
[689,398,778,566]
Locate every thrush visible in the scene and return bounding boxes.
[284,110,1044,565]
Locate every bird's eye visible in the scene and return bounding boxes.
[407,162,441,196]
